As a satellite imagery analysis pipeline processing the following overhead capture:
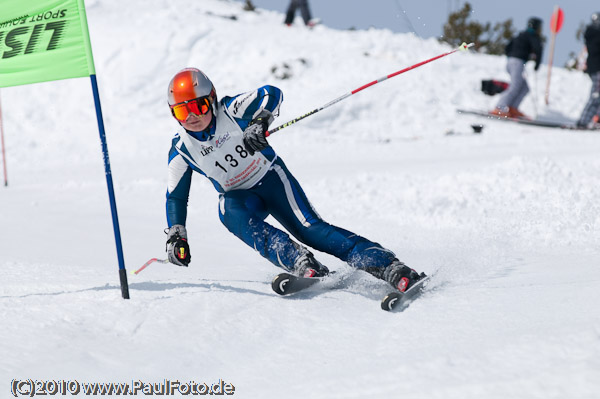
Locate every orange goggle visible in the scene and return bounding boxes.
[170,96,212,122]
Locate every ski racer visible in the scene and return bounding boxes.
[164,68,425,293]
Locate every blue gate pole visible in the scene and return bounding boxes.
[89,74,130,299]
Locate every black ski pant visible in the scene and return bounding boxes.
[284,0,312,25]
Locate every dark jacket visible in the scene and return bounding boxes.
[585,24,600,75]
[505,28,543,70]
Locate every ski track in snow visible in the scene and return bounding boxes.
[1,1,600,398]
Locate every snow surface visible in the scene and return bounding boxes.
[1,0,600,398]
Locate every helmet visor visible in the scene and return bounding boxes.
[170,96,211,122]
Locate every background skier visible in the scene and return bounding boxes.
[284,0,318,27]
[490,17,544,119]
[577,12,600,128]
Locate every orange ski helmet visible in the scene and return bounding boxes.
[167,68,217,121]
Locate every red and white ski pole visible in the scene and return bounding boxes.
[266,42,473,136]
[133,258,169,274]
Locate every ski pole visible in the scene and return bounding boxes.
[266,42,474,136]
[0,92,7,187]
[532,68,539,119]
[525,67,538,120]
[133,258,169,274]
[393,0,420,37]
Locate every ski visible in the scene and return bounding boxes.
[456,109,598,131]
[381,276,430,311]
[271,272,328,295]
[205,11,238,21]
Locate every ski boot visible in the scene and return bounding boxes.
[293,252,329,278]
[382,259,426,292]
[489,107,511,118]
[508,107,529,120]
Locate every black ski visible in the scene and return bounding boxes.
[271,273,327,295]
[456,108,597,130]
[205,11,238,20]
[381,276,430,311]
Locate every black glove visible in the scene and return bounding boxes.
[166,225,191,266]
[243,109,274,155]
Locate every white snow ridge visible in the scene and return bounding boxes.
[1,1,599,398]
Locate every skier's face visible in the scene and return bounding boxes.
[181,109,213,132]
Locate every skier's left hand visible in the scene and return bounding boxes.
[243,109,274,155]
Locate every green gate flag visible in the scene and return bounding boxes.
[0,0,95,88]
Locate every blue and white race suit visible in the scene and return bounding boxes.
[166,85,396,271]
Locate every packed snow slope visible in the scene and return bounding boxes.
[1,0,600,398]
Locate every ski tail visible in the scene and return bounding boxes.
[381,275,430,311]
[272,273,321,295]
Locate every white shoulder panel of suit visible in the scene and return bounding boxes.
[167,149,190,193]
